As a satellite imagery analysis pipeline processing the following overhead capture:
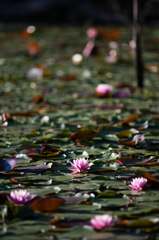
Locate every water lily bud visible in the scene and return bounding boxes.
[86,28,98,39]
[95,84,113,96]
[72,54,83,65]
[27,25,36,34]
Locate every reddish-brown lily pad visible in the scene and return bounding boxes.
[118,134,145,147]
[69,124,104,140]
[30,197,64,212]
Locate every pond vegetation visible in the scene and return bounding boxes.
[0,24,159,239]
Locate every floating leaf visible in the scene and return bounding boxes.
[128,219,155,228]
[118,134,145,147]
[123,115,139,124]
[110,114,139,126]
[59,74,77,82]
[10,111,34,117]
[26,145,65,159]
[0,158,19,171]
[70,124,104,140]
[27,40,41,56]
[20,26,35,38]
[27,152,60,159]
[62,196,89,204]
[120,156,157,166]
[32,95,44,103]
[97,190,117,198]
[49,218,70,228]
[116,83,135,92]
[141,172,159,188]
[41,145,66,153]
[103,152,120,161]
[30,197,64,212]
[14,163,53,173]
[97,27,121,40]
[116,129,131,138]
[146,64,159,72]
[21,29,32,38]
[113,89,131,98]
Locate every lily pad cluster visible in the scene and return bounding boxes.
[0,25,159,239]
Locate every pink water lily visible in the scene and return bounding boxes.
[90,214,113,229]
[7,189,36,205]
[95,84,112,96]
[68,158,93,174]
[86,28,98,39]
[129,177,147,191]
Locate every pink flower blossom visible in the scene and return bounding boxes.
[7,190,36,205]
[86,28,98,39]
[95,84,113,96]
[129,177,147,191]
[68,158,93,174]
[90,214,113,229]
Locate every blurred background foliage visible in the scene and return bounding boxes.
[0,0,159,25]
